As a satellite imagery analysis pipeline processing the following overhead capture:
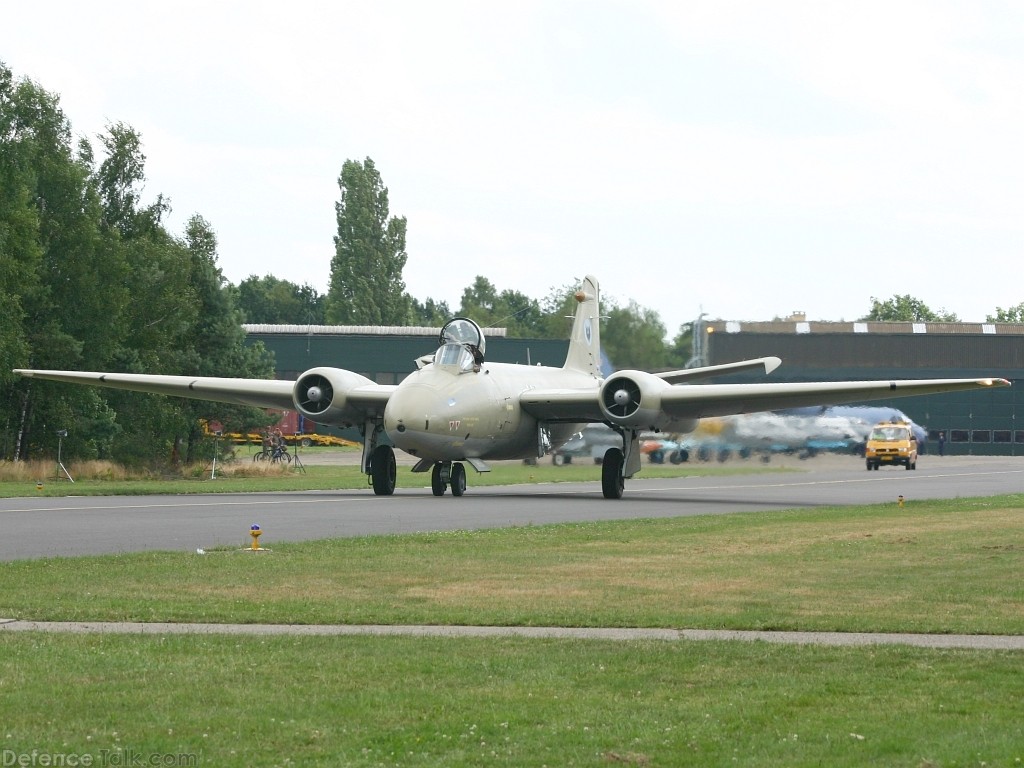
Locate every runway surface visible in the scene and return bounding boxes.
[2,455,1023,561]
[3,455,1023,649]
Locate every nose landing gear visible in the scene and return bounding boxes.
[431,461,467,497]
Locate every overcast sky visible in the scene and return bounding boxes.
[5,1,1023,335]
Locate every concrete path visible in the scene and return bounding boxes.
[2,618,1021,650]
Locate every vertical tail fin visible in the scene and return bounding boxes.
[563,275,602,375]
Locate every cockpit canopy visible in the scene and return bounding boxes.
[440,317,485,354]
[435,317,486,372]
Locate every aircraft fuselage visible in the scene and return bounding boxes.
[384,360,598,461]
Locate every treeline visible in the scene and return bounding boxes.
[0,65,691,464]
[0,64,275,463]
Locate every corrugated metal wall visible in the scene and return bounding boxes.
[709,332,1024,371]
[707,329,1024,455]
[244,331,568,385]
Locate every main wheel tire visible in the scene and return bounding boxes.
[431,463,447,496]
[370,445,397,495]
[601,447,624,500]
[451,462,467,497]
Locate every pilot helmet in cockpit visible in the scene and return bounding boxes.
[439,317,486,365]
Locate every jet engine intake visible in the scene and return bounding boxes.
[599,370,700,433]
[293,367,376,425]
[600,371,667,430]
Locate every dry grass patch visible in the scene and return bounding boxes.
[0,458,133,481]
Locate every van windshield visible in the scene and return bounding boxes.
[870,426,910,441]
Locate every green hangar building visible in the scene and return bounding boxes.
[243,324,570,386]
[704,319,1024,455]
[244,320,1023,456]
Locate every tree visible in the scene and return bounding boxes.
[601,299,673,370]
[670,323,694,368]
[456,276,546,337]
[177,216,276,462]
[326,157,410,325]
[237,274,325,325]
[457,276,499,326]
[409,296,451,326]
[0,67,130,460]
[861,295,958,322]
[96,122,169,238]
[0,64,40,386]
[988,302,1024,323]
[536,280,583,340]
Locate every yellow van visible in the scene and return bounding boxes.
[865,421,918,471]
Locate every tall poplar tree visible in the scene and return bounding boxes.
[326,157,410,325]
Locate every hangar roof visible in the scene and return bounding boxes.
[706,321,1024,335]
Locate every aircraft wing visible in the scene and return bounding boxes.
[12,369,396,423]
[521,376,1009,426]
[519,388,606,423]
[656,378,1009,420]
[14,369,300,410]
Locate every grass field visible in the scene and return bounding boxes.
[1,481,1022,765]
[2,633,1021,767]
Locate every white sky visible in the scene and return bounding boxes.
[5,1,1023,335]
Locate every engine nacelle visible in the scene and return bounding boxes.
[293,367,376,426]
[599,370,699,433]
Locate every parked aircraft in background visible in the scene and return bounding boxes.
[14,276,1009,499]
[634,405,926,464]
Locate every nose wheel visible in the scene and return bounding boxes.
[431,461,467,497]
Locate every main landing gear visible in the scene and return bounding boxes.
[369,445,397,496]
[431,461,467,497]
[600,428,641,499]
[601,447,625,499]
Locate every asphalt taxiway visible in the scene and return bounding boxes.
[2,455,1023,561]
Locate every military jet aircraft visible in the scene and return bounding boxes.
[13,276,1009,499]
